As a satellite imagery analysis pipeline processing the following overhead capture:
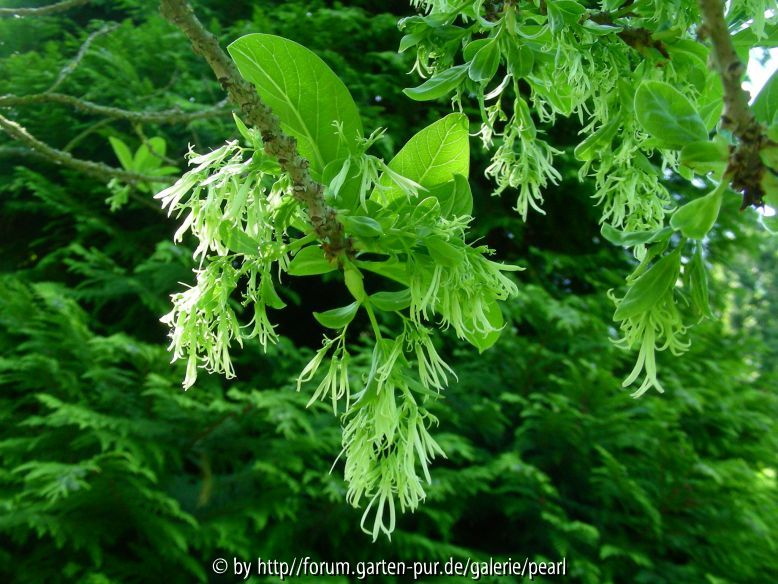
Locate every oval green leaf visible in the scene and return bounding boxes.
[402,64,468,102]
[375,113,470,203]
[463,299,505,353]
[670,186,724,240]
[428,174,473,217]
[688,246,713,319]
[313,301,360,329]
[679,140,729,175]
[600,224,673,247]
[287,245,336,276]
[614,250,681,321]
[370,289,411,312]
[340,215,384,238]
[752,69,777,125]
[228,34,363,175]
[634,80,708,148]
[468,38,500,83]
[425,236,463,267]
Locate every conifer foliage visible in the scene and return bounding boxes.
[0,1,776,582]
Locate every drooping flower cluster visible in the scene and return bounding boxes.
[158,105,520,539]
[155,133,296,389]
[399,0,778,394]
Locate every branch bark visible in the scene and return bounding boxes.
[698,0,767,207]
[0,93,231,124]
[0,113,164,185]
[158,0,348,255]
[0,0,89,18]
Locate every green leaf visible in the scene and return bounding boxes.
[614,250,681,321]
[376,113,469,203]
[399,32,425,53]
[134,137,166,171]
[732,23,778,51]
[344,265,366,302]
[261,276,286,310]
[506,42,534,79]
[411,196,442,224]
[356,258,409,285]
[287,245,336,276]
[228,34,363,175]
[463,38,492,62]
[679,140,729,175]
[634,81,708,148]
[574,115,622,161]
[762,165,778,212]
[698,73,724,131]
[109,137,134,170]
[339,215,383,238]
[762,141,778,171]
[428,174,473,217]
[546,0,585,32]
[468,38,500,83]
[322,157,361,210]
[665,40,708,92]
[670,185,724,239]
[582,20,622,35]
[233,113,256,146]
[752,69,778,125]
[601,224,673,247]
[688,246,713,319]
[218,222,258,255]
[463,299,504,353]
[425,236,463,267]
[313,301,359,329]
[370,289,411,312]
[528,74,576,117]
[402,64,468,102]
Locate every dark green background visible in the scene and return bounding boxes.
[1,1,776,582]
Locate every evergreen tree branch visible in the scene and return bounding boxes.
[0,113,165,186]
[47,22,119,93]
[158,0,349,256]
[0,0,90,18]
[0,93,232,124]
[697,0,768,207]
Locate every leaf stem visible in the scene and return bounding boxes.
[365,303,384,342]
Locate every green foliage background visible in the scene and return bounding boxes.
[1,1,776,582]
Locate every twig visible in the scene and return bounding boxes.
[698,0,768,207]
[0,93,232,124]
[0,0,90,18]
[159,0,349,256]
[0,113,165,185]
[0,142,164,212]
[47,23,119,93]
[63,117,114,152]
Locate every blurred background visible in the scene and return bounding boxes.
[0,1,776,582]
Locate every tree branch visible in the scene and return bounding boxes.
[0,0,89,18]
[158,0,349,256]
[0,93,232,125]
[0,113,165,185]
[698,0,767,207]
[47,23,119,93]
